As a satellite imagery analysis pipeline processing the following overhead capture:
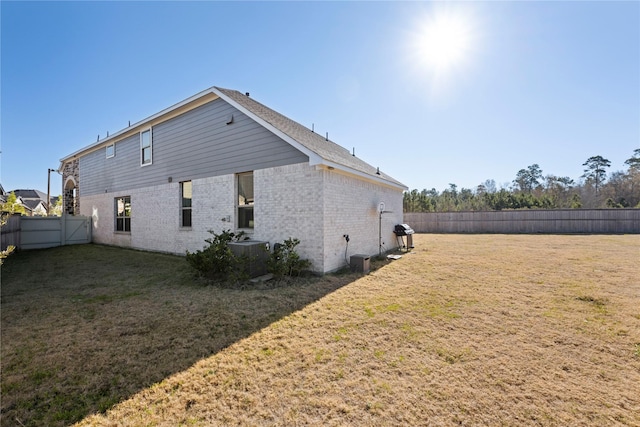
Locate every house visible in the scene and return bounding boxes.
[7,189,49,216]
[59,86,407,273]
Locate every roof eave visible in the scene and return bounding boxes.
[314,159,407,191]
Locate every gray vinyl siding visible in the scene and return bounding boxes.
[79,98,309,196]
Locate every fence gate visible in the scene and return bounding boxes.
[1,215,92,251]
[64,216,92,246]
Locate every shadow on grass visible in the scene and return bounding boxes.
[0,244,376,427]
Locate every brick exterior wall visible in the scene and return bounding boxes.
[81,192,133,248]
[78,162,404,273]
[253,163,325,271]
[321,170,404,272]
[80,175,237,254]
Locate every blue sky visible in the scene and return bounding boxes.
[2,1,638,197]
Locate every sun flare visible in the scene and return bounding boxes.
[409,6,478,80]
[419,14,471,71]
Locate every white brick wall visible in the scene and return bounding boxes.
[253,163,324,272]
[80,175,237,255]
[81,193,133,248]
[321,170,403,272]
[79,162,403,273]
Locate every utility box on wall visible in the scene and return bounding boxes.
[350,254,371,274]
[228,240,269,278]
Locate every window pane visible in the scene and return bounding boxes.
[117,198,125,216]
[238,206,254,229]
[142,147,151,164]
[141,130,151,148]
[106,144,114,158]
[181,181,192,208]
[182,209,192,227]
[115,196,131,232]
[141,130,152,165]
[238,173,254,205]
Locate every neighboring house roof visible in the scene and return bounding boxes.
[60,86,406,190]
[22,199,46,212]
[12,189,49,201]
[8,190,50,215]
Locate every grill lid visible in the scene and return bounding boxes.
[394,224,415,235]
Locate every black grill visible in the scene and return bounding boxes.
[394,224,415,236]
[394,224,415,251]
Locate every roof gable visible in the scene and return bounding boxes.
[22,199,46,210]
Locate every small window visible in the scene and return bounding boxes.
[237,172,254,229]
[181,181,192,228]
[115,196,131,232]
[140,129,152,166]
[106,143,115,159]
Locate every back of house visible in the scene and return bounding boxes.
[59,86,406,273]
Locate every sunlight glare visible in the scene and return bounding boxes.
[406,5,481,103]
[419,13,471,72]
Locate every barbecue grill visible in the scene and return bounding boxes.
[393,224,415,251]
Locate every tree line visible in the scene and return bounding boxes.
[404,150,640,212]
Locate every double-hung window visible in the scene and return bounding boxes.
[115,196,131,232]
[106,143,115,159]
[181,181,192,228]
[237,172,254,229]
[140,129,152,166]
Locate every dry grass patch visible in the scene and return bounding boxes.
[3,235,640,426]
[1,244,358,426]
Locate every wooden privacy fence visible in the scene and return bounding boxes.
[403,209,640,234]
[1,215,92,251]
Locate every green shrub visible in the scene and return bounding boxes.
[186,229,247,281]
[267,238,311,278]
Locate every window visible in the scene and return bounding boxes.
[140,129,152,165]
[115,196,131,232]
[237,172,254,229]
[106,143,115,159]
[181,181,192,227]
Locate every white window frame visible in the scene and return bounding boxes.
[237,172,254,229]
[180,181,192,228]
[115,196,131,233]
[140,128,152,166]
[106,143,115,159]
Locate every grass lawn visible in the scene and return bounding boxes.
[1,235,639,426]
